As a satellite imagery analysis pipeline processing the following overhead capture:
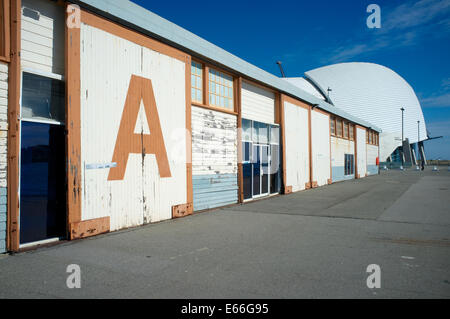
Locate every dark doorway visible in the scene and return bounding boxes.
[20,121,66,244]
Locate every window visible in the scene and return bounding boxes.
[209,68,233,110]
[330,117,336,135]
[343,121,349,139]
[191,61,203,103]
[242,142,252,163]
[242,119,252,141]
[21,72,65,123]
[270,125,279,145]
[254,121,269,144]
[366,130,369,143]
[0,0,10,61]
[336,119,343,137]
[349,124,354,140]
[345,154,354,175]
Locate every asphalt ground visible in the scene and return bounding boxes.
[0,167,449,298]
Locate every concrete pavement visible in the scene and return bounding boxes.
[0,168,449,298]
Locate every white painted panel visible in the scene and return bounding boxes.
[379,132,401,162]
[21,0,65,75]
[311,111,330,186]
[284,101,309,192]
[192,106,237,176]
[367,144,379,171]
[0,61,7,252]
[356,127,367,177]
[0,62,8,191]
[331,137,355,167]
[241,81,275,124]
[80,24,187,231]
[191,106,238,211]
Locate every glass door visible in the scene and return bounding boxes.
[252,144,270,198]
[19,71,67,245]
[261,145,269,195]
[252,144,261,197]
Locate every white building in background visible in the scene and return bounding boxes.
[285,62,428,163]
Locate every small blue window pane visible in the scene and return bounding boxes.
[22,72,65,123]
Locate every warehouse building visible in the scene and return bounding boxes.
[0,0,384,252]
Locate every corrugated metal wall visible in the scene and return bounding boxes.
[367,144,379,175]
[21,0,64,75]
[80,23,187,231]
[241,81,275,125]
[0,62,7,253]
[311,110,330,187]
[331,137,355,182]
[356,127,367,178]
[192,106,238,211]
[284,101,309,192]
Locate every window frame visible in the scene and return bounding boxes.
[190,60,203,104]
[349,123,354,141]
[208,67,234,110]
[336,119,343,137]
[0,0,10,62]
[20,69,66,126]
[330,116,336,136]
[190,58,237,115]
[343,121,349,139]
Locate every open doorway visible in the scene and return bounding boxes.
[19,71,66,245]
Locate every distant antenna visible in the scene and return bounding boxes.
[327,87,332,98]
[276,61,286,78]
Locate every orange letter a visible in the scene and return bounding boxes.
[108,75,171,181]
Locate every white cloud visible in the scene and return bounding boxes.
[322,0,450,63]
[381,0,450,32]
[421,93,450,108]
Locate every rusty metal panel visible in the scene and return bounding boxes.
[21,0,65,75]
[191,106,238,211]
[284,101,309,192]
[80,23,187,231]
[356,127,367,178]
[311,110,330,187]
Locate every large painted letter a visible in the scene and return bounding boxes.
[108,75,171,181]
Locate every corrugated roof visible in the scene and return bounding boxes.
[72,0,382,132]
[305,62,426,143]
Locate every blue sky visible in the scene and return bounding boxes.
[131,0,450,159]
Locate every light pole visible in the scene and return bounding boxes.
[401,107,405,167]
[417,120,420,165]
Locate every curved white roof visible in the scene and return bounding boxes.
[283,78,326,101]
[301,62,427,144]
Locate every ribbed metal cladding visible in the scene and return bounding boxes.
[191,106,238,211]
[305,62,427,144]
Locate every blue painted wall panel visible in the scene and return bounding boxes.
[193,174,238,211]
[332,166,355,183]
[367,165,379,175]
